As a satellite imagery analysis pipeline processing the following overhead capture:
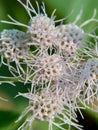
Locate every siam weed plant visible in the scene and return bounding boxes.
[0,0,98,130]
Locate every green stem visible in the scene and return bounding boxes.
[0,76,19,82]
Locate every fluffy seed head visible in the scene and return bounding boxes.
[0,29,29,61]
[55,24,84,53]
[33,54,64,82]
[79,58,98,108]
[29,88,64,121]
[55,64,82,100]
[17,87,81,130]
[28,15,56,47]
[81,58,98,82]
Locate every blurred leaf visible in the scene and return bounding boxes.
[77,108,98,130]
[0,110,19,130]
[0,91,14,110]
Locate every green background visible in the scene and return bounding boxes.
[0,0,98,130]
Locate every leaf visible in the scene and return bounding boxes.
[0,110,19,130]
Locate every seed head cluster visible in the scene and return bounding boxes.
[0,29,29,61]
[30,54,64,84]
[28,15,56,47]
[0,0,98,130]
[55,24,84,53]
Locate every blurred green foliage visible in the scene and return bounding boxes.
[0,0,98,130]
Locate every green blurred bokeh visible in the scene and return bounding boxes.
[0,0,98,130]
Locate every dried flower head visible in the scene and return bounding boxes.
[54,62,83,101]
[26,54,64,87]
[0,29,29,61]
[17,87,82,130]
[55,24,84,53]
[0,29,30,79]
[28,15,56,48]
[79,58,98,110]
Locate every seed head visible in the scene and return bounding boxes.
[27,54,64,84]
[80,58,98,109]
[28,15,56,48]
[55,24,84,54]
[0,29,29,61]
[17,88,81,130]
[29,88,64,121]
